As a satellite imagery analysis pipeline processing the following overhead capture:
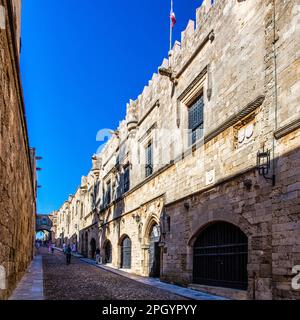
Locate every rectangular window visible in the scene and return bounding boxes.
[188,94,204,145]
[106,181,111,205]
[80,203,83,218]
[123,165,130,193]
[145,142,153,177]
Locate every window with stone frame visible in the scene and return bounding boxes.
[90,193,94,212]
[80,203,84,218]
[123,164,130,193]
[145,141,153,177]
[188,93,204,145]
[105,180,111,205]
[112,180,116,201]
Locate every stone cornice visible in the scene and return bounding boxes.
[138,122,158,143]
[137,100,160,127]
[98,96,266,217]
[204,95,265,143]
[274,118,300,140]
[165,167,256,208]
[100,194,165,227]
[178,65,208,102]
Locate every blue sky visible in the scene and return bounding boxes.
[21,0,203,214]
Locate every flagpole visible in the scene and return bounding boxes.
[169,0,173,53]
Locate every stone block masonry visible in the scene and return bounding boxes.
[53,0,300,300]
[0,0,36,299]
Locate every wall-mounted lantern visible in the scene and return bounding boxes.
[256,148,275,186]
[184,202,190,210]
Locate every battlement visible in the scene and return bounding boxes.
[94,0,247,169]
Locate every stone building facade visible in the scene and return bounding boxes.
[53,0,300,300]
[0,0,36,299]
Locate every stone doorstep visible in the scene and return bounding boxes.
[80,258,228,301]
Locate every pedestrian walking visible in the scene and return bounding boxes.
[95,248,101,265]
[62,242,66,254]
[51,243,55,254]
[72,243,77,255]
[66,245,72,265]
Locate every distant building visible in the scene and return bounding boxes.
[0,1,36,299]
[53,0,300,300]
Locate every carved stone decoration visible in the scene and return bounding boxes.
[206,169,215,186]
[245,123,254,139]
[204,95,265,144]
[238,128,246,144]
[237,122,255,147]
[92,155,102,178]
[127,100,138,133]
[80,176,88,194]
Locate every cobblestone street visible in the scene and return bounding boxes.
[41,248,186,300]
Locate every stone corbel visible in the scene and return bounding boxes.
[80,186,88,196]
[209,30,215,43]
[158,66,178,85]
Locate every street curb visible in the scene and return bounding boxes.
[79,257,228,301]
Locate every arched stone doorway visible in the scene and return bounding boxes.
[149,224,160,278]
[90,238,96,259]
[80,234,84,254]
[104,240,112,264]
[120,236,131,269]
[193,221,248,290]
[84,232,88,257]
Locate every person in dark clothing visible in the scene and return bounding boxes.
[95,248,101,265]
[66,245,72,265]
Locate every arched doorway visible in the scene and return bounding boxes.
[149,224,160,278]
[193,222,248,290]
[104,240,112,264]
[84,232,88,257]
[90,238,96,259]
[80,234,84,254]
[121,236,131,269]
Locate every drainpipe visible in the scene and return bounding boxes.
[271,0,279,186]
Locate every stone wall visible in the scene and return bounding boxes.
[0,0,36,299]
[53,0,300,299]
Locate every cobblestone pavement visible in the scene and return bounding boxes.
[41,248,186,300]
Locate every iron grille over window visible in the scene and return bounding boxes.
[193,222,248,290]
[123,166,130,193]
[145,142,153,177]
[188,95,204,145]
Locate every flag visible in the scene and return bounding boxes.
[170,11,176,28]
